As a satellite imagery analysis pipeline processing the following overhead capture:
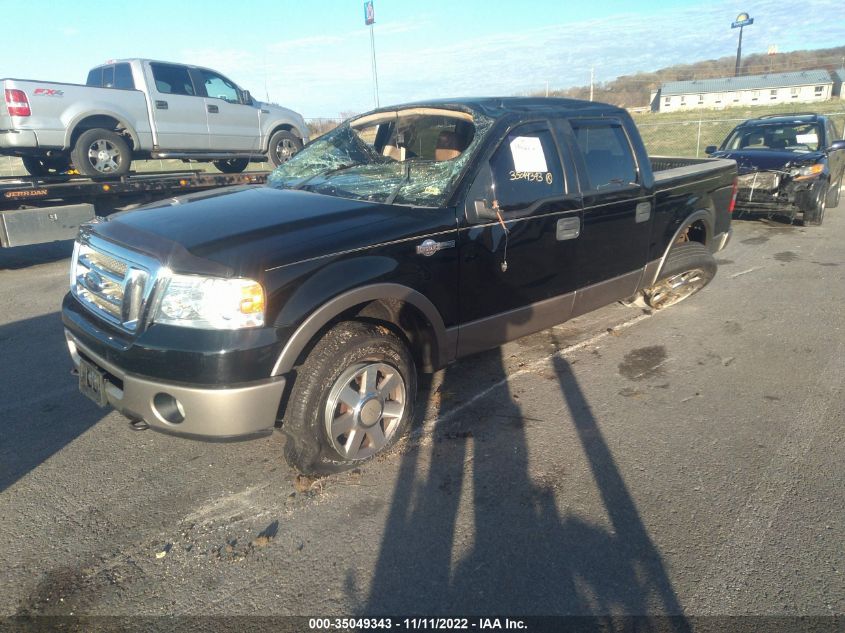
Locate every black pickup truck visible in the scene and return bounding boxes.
[62,98,737,474]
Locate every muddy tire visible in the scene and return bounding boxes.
[71,128,131,177]
[644,242,717,310]
[267,130,302,167]
[213,158,249,173]
[803,185,827,226]
[282,321,416,476]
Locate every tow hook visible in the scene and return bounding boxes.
[129,418,150,431]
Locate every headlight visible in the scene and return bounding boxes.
[154,274,265,329]
[790,164,824,180]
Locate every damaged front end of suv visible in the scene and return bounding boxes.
[706,114,845,226]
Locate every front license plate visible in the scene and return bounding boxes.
[78,358,108,407]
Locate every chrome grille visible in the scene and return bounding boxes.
[71,235,159,332]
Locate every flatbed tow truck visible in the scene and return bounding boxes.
[0,170,269,248]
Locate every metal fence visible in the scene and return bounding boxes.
[637,113,845,158]
[2,115,844,176]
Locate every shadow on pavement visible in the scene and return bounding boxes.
[361,311,689,625]
[0,311,106,492]
[0,240,74,270]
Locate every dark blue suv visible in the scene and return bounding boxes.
[706,113,845,225]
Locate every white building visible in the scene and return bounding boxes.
[650,69,836,113]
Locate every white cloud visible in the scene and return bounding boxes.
[183,0,844,117]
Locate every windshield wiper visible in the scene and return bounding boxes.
[291,163,361,191]
[384,161,412,205]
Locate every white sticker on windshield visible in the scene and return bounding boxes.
[796,133,818,144]
[510,136,548,173]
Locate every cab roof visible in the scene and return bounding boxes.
[740,113,825,127]
[368,97,626,121]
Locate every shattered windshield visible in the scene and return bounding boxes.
[268,107,493,207]
[723,123,823,153]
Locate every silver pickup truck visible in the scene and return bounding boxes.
[1,58,309,177]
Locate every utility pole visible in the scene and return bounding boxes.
[731,12,754,77]
[364,1,379,107]
[590,67,594,102]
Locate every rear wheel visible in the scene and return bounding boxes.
[213,158,249,173]
[644,242,717,310]
[282,321,416,475]
[267,130,302,167]
[71,128,130,177]
[21,155,71,177]
[803,185,827,226]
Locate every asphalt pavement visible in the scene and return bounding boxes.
[0,200,843,623]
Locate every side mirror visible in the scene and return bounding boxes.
[241,89,253,105]
[473,199,499,221]
[704,145,717,155]
[828,140,845,152]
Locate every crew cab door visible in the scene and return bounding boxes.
[147,62,209,150]
[193,68,261,152]
[566,118,652,313]
[457,120,582,356]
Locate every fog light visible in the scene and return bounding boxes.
[153,393,185,424]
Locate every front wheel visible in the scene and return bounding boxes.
[213,158,249,173]
[267,130,302,167]
[803,185,827,226]
[71,128,131,177]
[282,321,416,475]
[644,242,717,310]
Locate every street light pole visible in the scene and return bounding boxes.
[364,0,379,107]
[731,12,754,77]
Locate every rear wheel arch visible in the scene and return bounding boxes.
[646,210,713,288]
[68,114,138,151]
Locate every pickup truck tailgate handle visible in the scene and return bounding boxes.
[207,104,219,114]
[556,217,581,241]
[635,201,652,223]
[155,100,168,110]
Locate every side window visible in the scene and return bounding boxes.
[114,63,135,90]
[488,126,564,212]
[570,121,638,190]
[151,63,196,96]
[102,65,114,88]
[200,70,240,103]
[86,67,103,87]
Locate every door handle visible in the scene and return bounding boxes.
[155,100,168,110]
[556,217,580,241]
[635,201,652,223]
[207,104,219,114]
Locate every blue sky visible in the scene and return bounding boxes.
[1,0,842,118]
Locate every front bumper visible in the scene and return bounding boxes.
[734,171,824,216]
[66,330,285,439]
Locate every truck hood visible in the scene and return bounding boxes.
[96,185,455,276]
[710,149,824,174]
